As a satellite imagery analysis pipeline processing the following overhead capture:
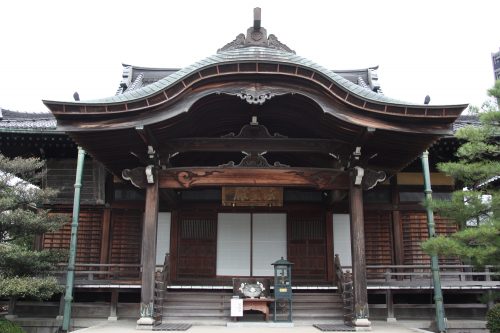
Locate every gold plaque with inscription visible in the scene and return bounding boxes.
[222,187,283,207]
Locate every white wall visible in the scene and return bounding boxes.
[156,212,171,265]
[217,213,251,276]
[252,213,287,276]
[333,214,352,267]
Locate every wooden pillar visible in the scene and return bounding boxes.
[326,211,334,283]
[100,207,112,265]
[137,168,159,329]
[391,178,403,267]
[349,170,371,328]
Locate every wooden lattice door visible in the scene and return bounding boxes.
[176,213,217,279]
[287,212,327,281]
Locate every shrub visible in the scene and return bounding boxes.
[0,319,25,333]
[0,276,62,299]
[487,304,500,333]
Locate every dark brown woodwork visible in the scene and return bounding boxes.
[401,212,459,266]
[109,209,142,268]
[169,211,179,282]
[140,177,159,314]
[349,177,369,320]
[326,211,334,283]
[135,125,159,150]
[392,210,403,266]
[44,159,105,205]
[58,89,463,178]
[43,208,103,266]
[160,137,345,155]
[364,211,393,270]
[99,207,112,265]
[287,212,327,281]
[391,179,403,266]
[176,212,217,279]
[123,166,349,190]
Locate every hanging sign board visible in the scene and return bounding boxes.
[222,186,283,207]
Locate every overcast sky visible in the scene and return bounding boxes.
[1,1,499,113]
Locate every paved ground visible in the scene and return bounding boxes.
[73,319,430,333]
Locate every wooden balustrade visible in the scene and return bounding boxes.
[54,262,497,287]
[55,263,143,282]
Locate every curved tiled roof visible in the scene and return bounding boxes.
[68,47,417,106]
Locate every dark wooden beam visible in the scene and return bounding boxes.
[160,137,346,154]
[123,166,349,190]
[136,125,159,149]
[136,125,170,165]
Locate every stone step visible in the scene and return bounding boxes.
[162,309,230,316]
[159,291,345,325]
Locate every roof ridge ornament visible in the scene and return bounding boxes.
[217,7,295,54]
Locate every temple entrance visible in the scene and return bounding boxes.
[170,208,330,283]
[216,213,287,277]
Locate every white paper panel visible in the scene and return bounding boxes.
[156,212,171,265]
[217,213,251,276]
[252,213,287,276]
[333,214,352,267]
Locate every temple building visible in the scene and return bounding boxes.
[1,8,496,331]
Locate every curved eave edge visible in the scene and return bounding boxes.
[43,60,468,119]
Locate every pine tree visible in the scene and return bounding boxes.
[0,155,67,300]
[421,81,500,267]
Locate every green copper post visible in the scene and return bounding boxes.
[62,147,85,332]
[421,151,447,333]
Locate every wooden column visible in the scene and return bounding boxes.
[100,207,112,265]
[391,178,403,268]
[137,168,159,328]
[326,211,334,283]
[349,171,371,328]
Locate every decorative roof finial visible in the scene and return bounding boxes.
[217,8,295,54]
[253,7,261,30]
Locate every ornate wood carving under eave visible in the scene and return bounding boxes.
[121,166,349,190]
[222,122,286,139]
[223,88,290,105]
[220,152,289,168]
[122,167,147,189]
[361,168,387,190]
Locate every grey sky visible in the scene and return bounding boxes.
[1,0,499,113]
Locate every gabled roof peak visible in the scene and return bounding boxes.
[217,7,295,54]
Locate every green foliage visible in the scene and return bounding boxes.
[425,190,497,228]
[0,319,25,333]
[421,220,500,266]
[0,276,62,300]
[0,154,67,300]
[487,304,500,333]
[422,82,500,269]
[488,80,500,100]
[0,244,65,277]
